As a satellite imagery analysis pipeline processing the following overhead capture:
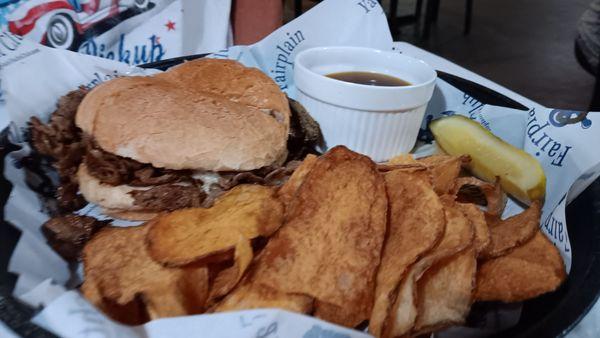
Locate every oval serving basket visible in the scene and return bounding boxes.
[1,56,599,338]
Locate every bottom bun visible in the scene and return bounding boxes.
[102,208,159,221]
[77,163,149,211]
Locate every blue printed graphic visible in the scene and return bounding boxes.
[549,109,592,129]
[256,322,277,338]
[0,0,18,27]
[79,34,165,65]
[0,0,19,8]
[303,325,351,338]
[67,0,81,12]
[0,0,155,52]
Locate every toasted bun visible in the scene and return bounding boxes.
[77,163,145,211]
[76,59,290,171]
[158,59,290,127]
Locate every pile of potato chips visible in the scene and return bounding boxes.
[81,146,566,337]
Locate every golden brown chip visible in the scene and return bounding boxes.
[475,231,566,302]
[313,300,366,329]
[146,185,284,266]
[384,196,474,338]
[81,282,149,325]
[82,225,209,322]
[384,267,419,337]
[212,279,314,314]
[143,265,209,320]
[380,153,426,173]
[435,196,476,255]
[252,146,388,327]
[377,163,428,174]
[452,176,507,216]
[480,201,541,259]
[457,203,491,255]
[383,154,466,194]
[387,153,418,165]
[206,237,253,305]
[369,171,446,337]
[278,154,318,206]
[413,247,477,335]
[420,154,471,165]
[418,155,466,194]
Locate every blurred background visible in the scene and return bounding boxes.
[283,0,593,110]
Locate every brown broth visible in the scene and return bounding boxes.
[327,71,411,87]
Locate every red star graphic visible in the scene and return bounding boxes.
[165,20,176,31]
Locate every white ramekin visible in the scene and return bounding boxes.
[294,46,437,162]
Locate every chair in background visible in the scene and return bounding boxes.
[293,0,473,40]
[575,39,600,111]
[293,0,420,39]
[422,0,474,39]
[293,0,383,17]
[388,0,424,38]
[293,0,304,18]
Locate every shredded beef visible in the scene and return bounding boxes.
[83,141,301,190]
[28,90,322,215]
[29,89,87,212]
[264,160,302,183]
[41,214,109,261]
[218,172,266,190]
[217,161,302,190]
[83,145,142,185]
[130,184,207,211]
[29,90,86,158]
[57,183,87,211]
[132,167,188,186]
[287,98,324,161]
[83,142,190,187]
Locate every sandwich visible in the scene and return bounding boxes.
[29,59,322,221]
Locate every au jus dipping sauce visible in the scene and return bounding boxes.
[327,71,411,87]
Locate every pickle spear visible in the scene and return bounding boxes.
[430,115,546,204]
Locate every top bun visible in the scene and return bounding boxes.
[158,59,290,129]
[76,59,290,171]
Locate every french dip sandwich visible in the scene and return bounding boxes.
[30,59,322,221]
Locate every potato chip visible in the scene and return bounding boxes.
[82,225,209,321]
[380,153,425,172]
[383,154,466,194]
[314,300,367,329]
[383,266,419,337]
[81,282,149,325]
[387,153,418,165]
[143,265,209,320]
[480,200,541,259]
[456,203,491,255]
[252,146,388,327]
[278,154,318,206]
[420,154,471,165]
[146,184,284,266]
[369,171,445,337]
[475,231,566,302]
[413,247,477,335]
[418,155,467,194]
[206,237,253,305]
[452,176,507,216]
[384,196,474,338]
[212,279,314,314]
[377,163,428,173]
[435,196,476,255]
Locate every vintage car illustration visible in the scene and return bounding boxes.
[6,0,151,50]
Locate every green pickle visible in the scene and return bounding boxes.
[430,115,546,204]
